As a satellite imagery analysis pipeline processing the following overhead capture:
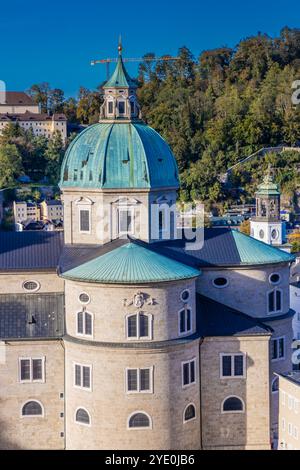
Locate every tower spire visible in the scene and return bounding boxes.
[118,35,123,56]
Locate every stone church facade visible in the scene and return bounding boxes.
[0,46,295,450]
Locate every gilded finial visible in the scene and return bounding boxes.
[118,35,122,55]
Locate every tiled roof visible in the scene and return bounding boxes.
[0,293,64,339]
[0,231,64,270]
[148,228,295,267]
[60,242,200,284]
[59,122,179,190]
[0,111,66,122]
[0,92,34,105]
[196,294,273,336]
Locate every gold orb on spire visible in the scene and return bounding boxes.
[118,35,123,55]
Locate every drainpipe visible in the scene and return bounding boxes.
[199,337,204,450]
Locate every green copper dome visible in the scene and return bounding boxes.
[60,242,200,284]
[59,122,179,189]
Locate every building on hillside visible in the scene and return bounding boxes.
[0,112,67,143]
[277,372,300,450]
[40,200,63,222]
[0,92,40,114]
[0,43,296,450]
[13,201,40,224]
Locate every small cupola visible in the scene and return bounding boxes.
[100,39,142,122]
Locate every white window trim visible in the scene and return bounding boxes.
[178,306,193,337]
[282,417,286,431]
[288,422,293,436]
[76,310,94,338]
[212,277,229,289]
[294,399,299,414]
[19,357,45,383]
[183,403,197,424]
[271,336,285,362]
[180,289,190,302]
[219,353,246,379]
[20,399,44,418]
[74,406,91,427]
[221,395,245,414]
[125,313,153,341]
[125,367,154,394]
[107,100,114,115]
[288,394,294,410]
[78,207,91,234]
[267,288,283,315]
[127,411,152,430]
[181,358,197,389]
[269,272,281,285]
[118,206,135,236]
[78,292,91,305]
[22,280,40,293]
[271,376,279,394]
[73,362,92,392]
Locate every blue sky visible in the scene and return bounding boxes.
[1,0,299,97]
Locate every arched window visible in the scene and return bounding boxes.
[126,313,152,340]
[272,377,279,393]
[178,307,192,335]
[77,310,93,336]
[128,412,152,429]
[75,408,91,425]
[222,396,244,413]
[22,400,43,417]
[268,289,282,313]
[183,404,196,423]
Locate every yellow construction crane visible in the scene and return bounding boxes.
[91,54,180,79]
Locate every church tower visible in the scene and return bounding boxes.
[59,41,179,245]
[250,165,283,246]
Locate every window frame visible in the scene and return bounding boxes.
[22,280,40,293]
[19,357,45,383]
[73,362,92,391]
[181,358,197,388]
[180,289,190,302]
[125,367,154,394]
[125,312,152,341]
[221,395,245,414]
[183,403,196,424]
[178,306,193,336]
[127,411,152,430]
[74,407,91,427]
[21,399,44,418]
[78,292,91,305]
[79,208,91,234]
[271,336,285,362]
[212,277,229,289]
[269,273,281,285]
[76,310,93,338]
[267,288,283,314]
[118,206,134,236]
[219,353,246,379]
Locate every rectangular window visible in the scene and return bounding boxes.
[19,358,44,383]
[288,395,294,410]
[220,354,245,378]
[182,358,196,387]
[288,422,293,436]
[119,208,134,235]
[74,363,91,390]
[179,308,192,335]
[126,313,151,340]
[271,337,285,361]
[126,368,152,393]
[80,209,90,232]
[108,101,114,114]
[282,418,286,431]
[268,290,282,314]
[118,101,125,114]
[294,426,299,440]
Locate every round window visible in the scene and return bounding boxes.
[79,293,90,304]
[180,290,190,302]
[213,277,228,288]
[23,280,40,292]
[259,229,264,239]
[269,273,281,285]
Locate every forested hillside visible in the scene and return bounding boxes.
[1,27,300,208]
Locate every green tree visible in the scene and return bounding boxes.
[0,144,23,188]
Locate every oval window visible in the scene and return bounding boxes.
[271,229,278,240]
[79,292,90,304]
[180,290,190,302]
[213,277,228,288]
[259,229,264,239]
[269,273,280,285]
[23,281,40,292]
